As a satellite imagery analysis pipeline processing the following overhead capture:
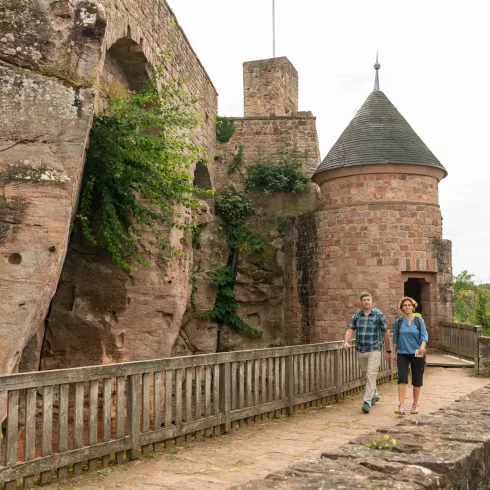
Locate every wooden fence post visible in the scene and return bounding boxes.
[285,354,294,416]
[334,347,342,402]
[475,326,483,370]
[127,373,142,460]
[220,362,231,433]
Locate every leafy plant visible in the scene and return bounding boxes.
[228,145,243,174]
[204,186,263,338]
[202,267,262,338]
[474,288,490,333]
[191,222,207,249]
[215,186,255,227]
[364,434,397,450]
[78,55,212,271]
[454,270,490,332]
[246,142,310,194]
[216,116,236,143]
[277,216,287,233]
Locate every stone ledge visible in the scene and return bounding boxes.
[232,384,490,489]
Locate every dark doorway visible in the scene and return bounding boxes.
[404,278,423,314]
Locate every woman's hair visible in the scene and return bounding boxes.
[398,296,418,311]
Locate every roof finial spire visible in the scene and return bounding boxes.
[374,52,380,91]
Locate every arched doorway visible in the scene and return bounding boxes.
[193,162,214,211]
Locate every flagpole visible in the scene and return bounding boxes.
[272,0,276,58]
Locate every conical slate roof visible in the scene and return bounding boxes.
[313,90,447,179]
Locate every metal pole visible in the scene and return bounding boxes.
[272,0,276,58]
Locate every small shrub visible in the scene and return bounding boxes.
[364,434,397,450]
[216,116,236,143]
[215,186,255,227]
[246,142,310,194]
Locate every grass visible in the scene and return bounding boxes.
[471,370,490,378]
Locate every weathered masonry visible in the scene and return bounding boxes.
[307,61,453,342]
[0,0,454,380]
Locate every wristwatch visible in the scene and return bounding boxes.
[386,350,391,353]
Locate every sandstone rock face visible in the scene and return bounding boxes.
[0,66,96,376]
[41,225,192,369]
[0,0,109,377]
[172,202,229,357]
[233,384,490,489]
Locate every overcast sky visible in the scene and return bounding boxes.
[168,0,490,283]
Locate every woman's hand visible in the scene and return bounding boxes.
[392,353,397,363]
[419,345,426,355]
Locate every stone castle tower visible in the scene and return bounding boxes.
[309,60,453,343]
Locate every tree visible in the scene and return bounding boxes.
[453,270,477,323]
[473,288,490,334]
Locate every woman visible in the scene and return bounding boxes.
[392,296,428,415]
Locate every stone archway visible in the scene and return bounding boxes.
[193,162,214,211]
[103,37,151,92]
[402,272,437,342]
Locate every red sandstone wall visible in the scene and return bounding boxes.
[243,58,298,117]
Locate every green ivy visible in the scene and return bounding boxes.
[216,116,236,143]
[202,267,262,338]
[246,142,310,195]
[277,216,287,233]
[215,186,255,227]
[78,56,212,271]
[191,222,207,249]
[204,186,263,338]
[228,145,243,174]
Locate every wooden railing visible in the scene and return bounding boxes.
[0,341,394,489]
[439,321,483,363]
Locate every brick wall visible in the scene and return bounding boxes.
[313,167,453,342]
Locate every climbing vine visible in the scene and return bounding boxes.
[78,56,211,271]
[216,116,236,143]
[204,186,263,338]
[202,266,262,338]
[228,145,243,174]
[246,141,310,194]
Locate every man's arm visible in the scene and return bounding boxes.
[344,328,354,351]
[383,330,391,351]
[380,316,391,363]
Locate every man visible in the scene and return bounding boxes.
[344,292,391,413]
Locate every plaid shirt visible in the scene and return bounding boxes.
[348,308,387,353]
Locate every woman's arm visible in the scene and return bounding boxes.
[419,318,429,353]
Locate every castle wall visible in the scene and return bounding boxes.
[313,165,453,344]
[0,0,218,374]
[206,57,320,350]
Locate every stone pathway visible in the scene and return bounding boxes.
[49,368,488,490]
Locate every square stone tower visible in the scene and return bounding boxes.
[243,57,298,117]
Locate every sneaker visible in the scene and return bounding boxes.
[371,395,380,406]
[362,402,371,413]
[395,404,406,415]
[411,404,419,414]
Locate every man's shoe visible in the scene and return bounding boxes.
[371,395,380,406]
[362,402,371,413]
